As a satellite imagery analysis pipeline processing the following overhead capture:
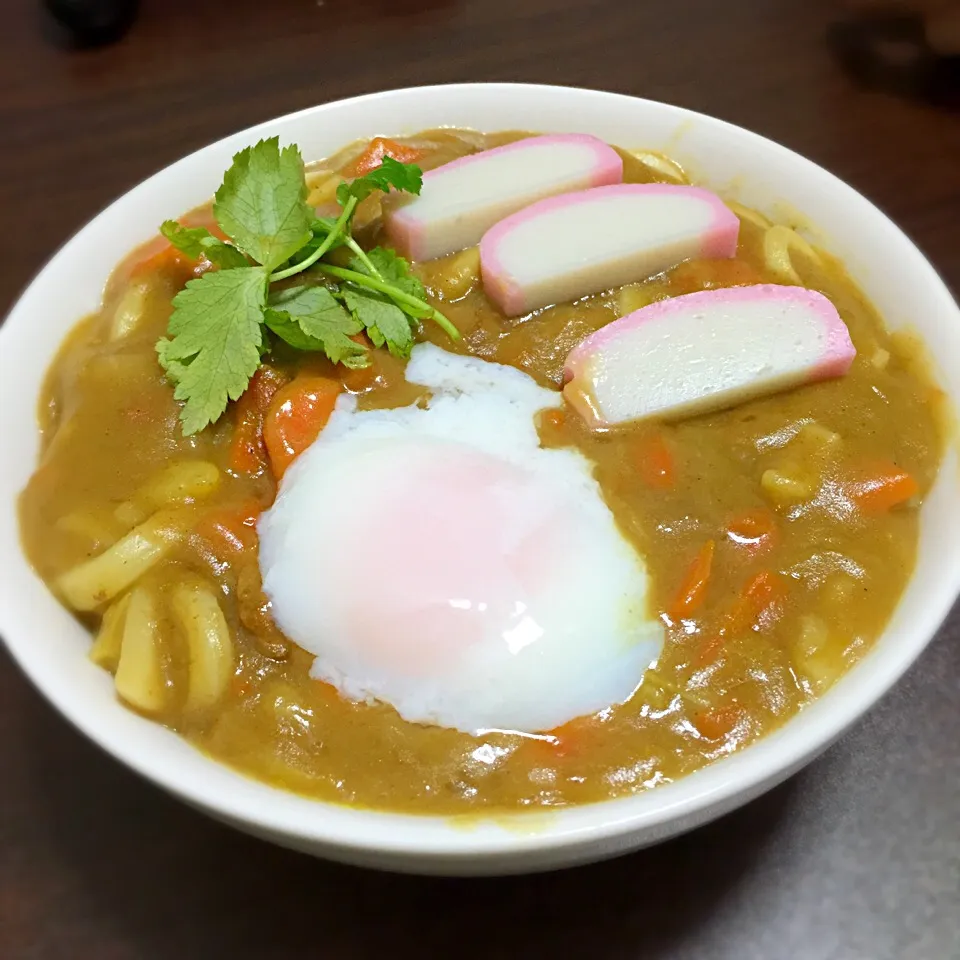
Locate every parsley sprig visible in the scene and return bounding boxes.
[155,139,458,435]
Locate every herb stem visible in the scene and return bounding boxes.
[317,264,460,340]
[427,309,462,342]
[270,196,357,282]
[345,237,382,279]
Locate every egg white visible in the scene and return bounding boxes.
[258,344,663,734]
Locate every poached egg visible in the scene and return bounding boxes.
[258,345,663,734]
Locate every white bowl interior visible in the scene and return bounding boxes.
[2,84,959,875]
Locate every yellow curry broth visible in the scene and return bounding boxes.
[18,129,945,813]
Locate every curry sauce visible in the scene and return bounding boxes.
[18,129,945,813]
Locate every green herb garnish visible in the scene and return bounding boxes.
[157,268,268,436]
[160,221,249,270]
[155,138,457,435]
[264,285,368,368]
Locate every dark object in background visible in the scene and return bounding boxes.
[829,12,960,107]
[43,0,139,47]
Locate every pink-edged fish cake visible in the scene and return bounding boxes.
[480,184,739,317]
[382,134,623,262]
[563,285,856,428]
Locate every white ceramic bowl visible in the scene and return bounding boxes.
[2,83,959,876]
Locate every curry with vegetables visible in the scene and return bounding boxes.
[19,129,945,813]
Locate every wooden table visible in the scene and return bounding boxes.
[2,1,958,956]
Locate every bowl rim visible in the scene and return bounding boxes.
[3,81,960,865]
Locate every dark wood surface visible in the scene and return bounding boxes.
[2,1,959,957]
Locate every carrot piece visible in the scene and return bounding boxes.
[695,704,744,741]
[130,243,198,282]
[743,568,784,612]
[540,716,596,759]
[695,632,725,667]
[252,366,288,414]
[340,362,378,394]
[196,499,263,554]
[668,540,716,619]
[338,333,378,393]
[263,376,342,479]
[848,461,919,515]
[128,213,228,282]
[725,507,777,551]
[635,432,676,489]
[230,402,266,476]
[727,570,786,634]
[540,408,566,432]
[668,258,762,295]
[696,569,786,665]
[118,236,166,277]
[229,367,289,476]
[346,137,423,177]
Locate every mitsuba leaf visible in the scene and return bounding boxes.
[336,156,423,207]
[213,138,313,270]
[282,218,349,271]
[160,220,249,270]
[154,142,453,437]
[349,246,429,310]
[342,285,415,359]
[265,285,369,367]
[156,267,268,434]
